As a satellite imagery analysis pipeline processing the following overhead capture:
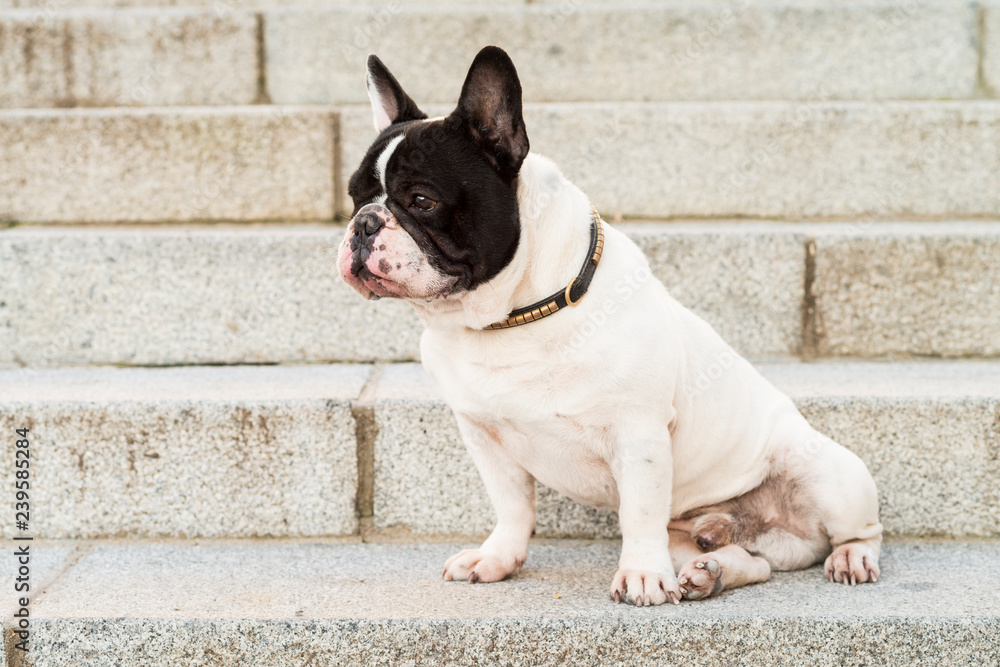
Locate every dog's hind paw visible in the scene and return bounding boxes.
[825,542,880,586]
[678,556,724,601]
[442,548,522,584]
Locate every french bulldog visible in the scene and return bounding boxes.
[338,46,883,605]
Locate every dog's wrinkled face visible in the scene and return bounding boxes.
[338,47,529,301]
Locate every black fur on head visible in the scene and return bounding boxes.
[347,46,529,295]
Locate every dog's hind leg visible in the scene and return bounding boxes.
[679,472,830,574]
[667,529,771,601]
[801,432,883,585]
[782,420,883,585]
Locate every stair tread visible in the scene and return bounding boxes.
[375,359,1000,402]
[3,359,999,403]
[17,537,998,620]
[7,538,999,665]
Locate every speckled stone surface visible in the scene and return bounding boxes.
[372,360,1000,538]
[627,222,806,357]
[0,221,808,366]
[265,4,977,105]
[11,538,1000,666]
[0,0,517,7]
[0,107,335,223]
[985,3,1000,97]
[0,364,370,538]
[760,360,1000,537]
[1,542,76,666]
[809,220,1000,359]
[0,9,258,108]
[339,102,1000,220]
[0,542,76,618]
[0,224,421,366]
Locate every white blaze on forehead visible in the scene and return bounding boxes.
[374,133,406,204]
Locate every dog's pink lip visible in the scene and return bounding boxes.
[363,273,407,298]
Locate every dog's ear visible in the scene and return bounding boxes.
[366,54,427,132]
[453,45,529,182]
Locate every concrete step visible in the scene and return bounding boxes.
[341,100,1000,221]
[0,107,335,224]
[0,8,261,108]
[2,537,998,665]
[1,360,997,540]
[373,360,1000,540]
[1,2,993,108]
[265,2,988,105]
[2,222,998,366]
[0,364,370,540]
[5,101,997,224]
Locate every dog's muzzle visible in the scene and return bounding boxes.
[349,204,390,277]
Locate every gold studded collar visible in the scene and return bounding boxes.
[484,208,605,330]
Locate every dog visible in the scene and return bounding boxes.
[338,46,883,605]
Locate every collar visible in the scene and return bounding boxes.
[484,207,605,330]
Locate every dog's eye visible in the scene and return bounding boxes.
[412,195,437,212]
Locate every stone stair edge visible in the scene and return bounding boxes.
[3,358,999,402]
[2,538,999,667]
[6,99,1000,115]
[0,1,990,15]
[5,219,1000,232]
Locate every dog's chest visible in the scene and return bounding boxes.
[460,406,621,509]
[431,357,623,509]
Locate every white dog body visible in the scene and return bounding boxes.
[415,154,881,601]
[340,47,882,604]
[419,154,782,516]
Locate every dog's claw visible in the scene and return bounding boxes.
[468,571,479,584]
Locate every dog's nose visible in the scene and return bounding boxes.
[364,214,384,236]
[350,210,386,252]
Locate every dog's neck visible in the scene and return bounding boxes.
[408,153,595,332]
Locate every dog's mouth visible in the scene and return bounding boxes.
[354,265,406,299]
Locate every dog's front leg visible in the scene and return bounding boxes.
[610,431,681,606]
[443,415,536,583]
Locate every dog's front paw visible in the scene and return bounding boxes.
[609,569,681,606]
[442,549,523,584]
[678,556,724,601]
[825,542,880,586]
